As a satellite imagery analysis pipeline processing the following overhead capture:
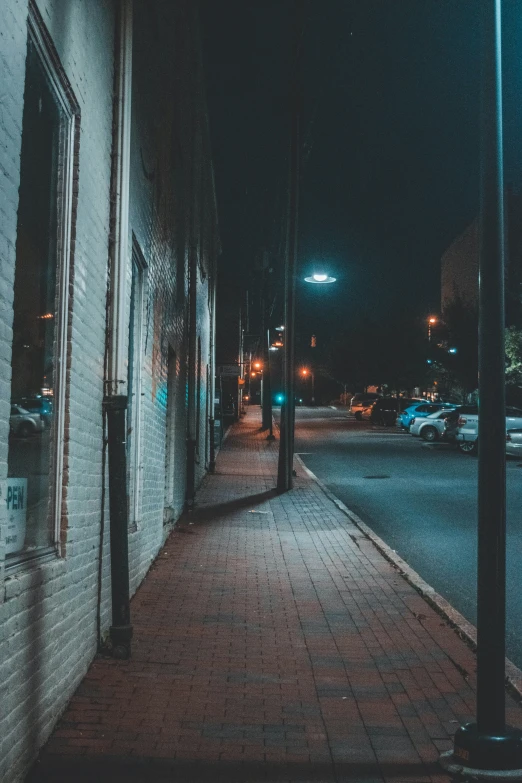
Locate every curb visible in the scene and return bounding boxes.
[293,451,522,705]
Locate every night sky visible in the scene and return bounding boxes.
[201,1,522,359]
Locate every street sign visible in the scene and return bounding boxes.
[217,364,239,377]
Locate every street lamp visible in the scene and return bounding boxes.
[440,0,522,774]
[304,272,336,284]
[427,315,438,342]
[300,367,315,404]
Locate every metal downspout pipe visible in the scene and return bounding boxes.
[103,0,133,659]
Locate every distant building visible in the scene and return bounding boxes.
[0,2,219,780]
[441,191,522,327]
[441,219,479,313]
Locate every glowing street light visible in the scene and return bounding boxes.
[427,315,438,342]
[304,272,336,284]
[300,367,315,404]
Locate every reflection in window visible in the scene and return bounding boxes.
[7,24,75,561]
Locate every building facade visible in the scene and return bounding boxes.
[441,191,522,327]
[0,2,219,780]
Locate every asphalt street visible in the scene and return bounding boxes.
[285,405,522,668]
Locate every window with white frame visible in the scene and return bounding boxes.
[126,239,147,528]
[6,5,78,563]
[164,346,177,524]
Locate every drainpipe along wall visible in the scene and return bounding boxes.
[103,0,133,659]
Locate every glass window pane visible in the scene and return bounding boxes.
[7,36,64,558]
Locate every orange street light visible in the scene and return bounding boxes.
[427,315,438,342]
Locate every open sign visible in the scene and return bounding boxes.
[5,478,27,555]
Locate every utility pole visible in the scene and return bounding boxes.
[443,0,522,773]
[265,328,275,440]
[277,0,303,491]
[239,308,244,416]
[262,317,272,430]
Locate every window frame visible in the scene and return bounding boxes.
[127,237,147,529]
[7,4,79,568]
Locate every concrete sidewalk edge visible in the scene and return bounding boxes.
[294,452,522,705]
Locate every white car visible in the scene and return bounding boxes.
[349,393,380,420]
[506,429,522,458]
[410,408,459,441]
[10,404,44,437]
[456,405,522,455]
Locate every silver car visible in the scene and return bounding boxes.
[506,429,522,458]
[410,408,458,441]
[456,406,522,455]
[10,405,44,437]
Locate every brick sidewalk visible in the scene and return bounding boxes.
[28,408,522,782]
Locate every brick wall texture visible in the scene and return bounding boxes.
[0,2,219,781]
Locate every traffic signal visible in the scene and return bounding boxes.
[311,334,316,347]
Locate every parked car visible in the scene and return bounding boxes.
[10,404,44,437]
[455,406,522,454]
[506,429,522,458]
[399,401,455,431]
[19,395,53,427]
[410,408,461,441]
[370,397,423,427]
[350,392,381,420]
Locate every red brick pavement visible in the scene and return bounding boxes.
[28,408,522,782]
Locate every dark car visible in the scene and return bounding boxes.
[370,397,423,426]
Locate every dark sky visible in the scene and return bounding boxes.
[200,1,522,357]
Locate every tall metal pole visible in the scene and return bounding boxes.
[262,321,272,430]
[445,0,522,772]
[277,0,302,491]
[266,329,275,441]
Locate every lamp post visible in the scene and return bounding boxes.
[427,316,437,342]
[300,367,315,404]
[277,0,304,492]
[441,0,522,774]
[265,329,276,440]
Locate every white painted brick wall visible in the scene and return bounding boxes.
[0,2,218,781]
